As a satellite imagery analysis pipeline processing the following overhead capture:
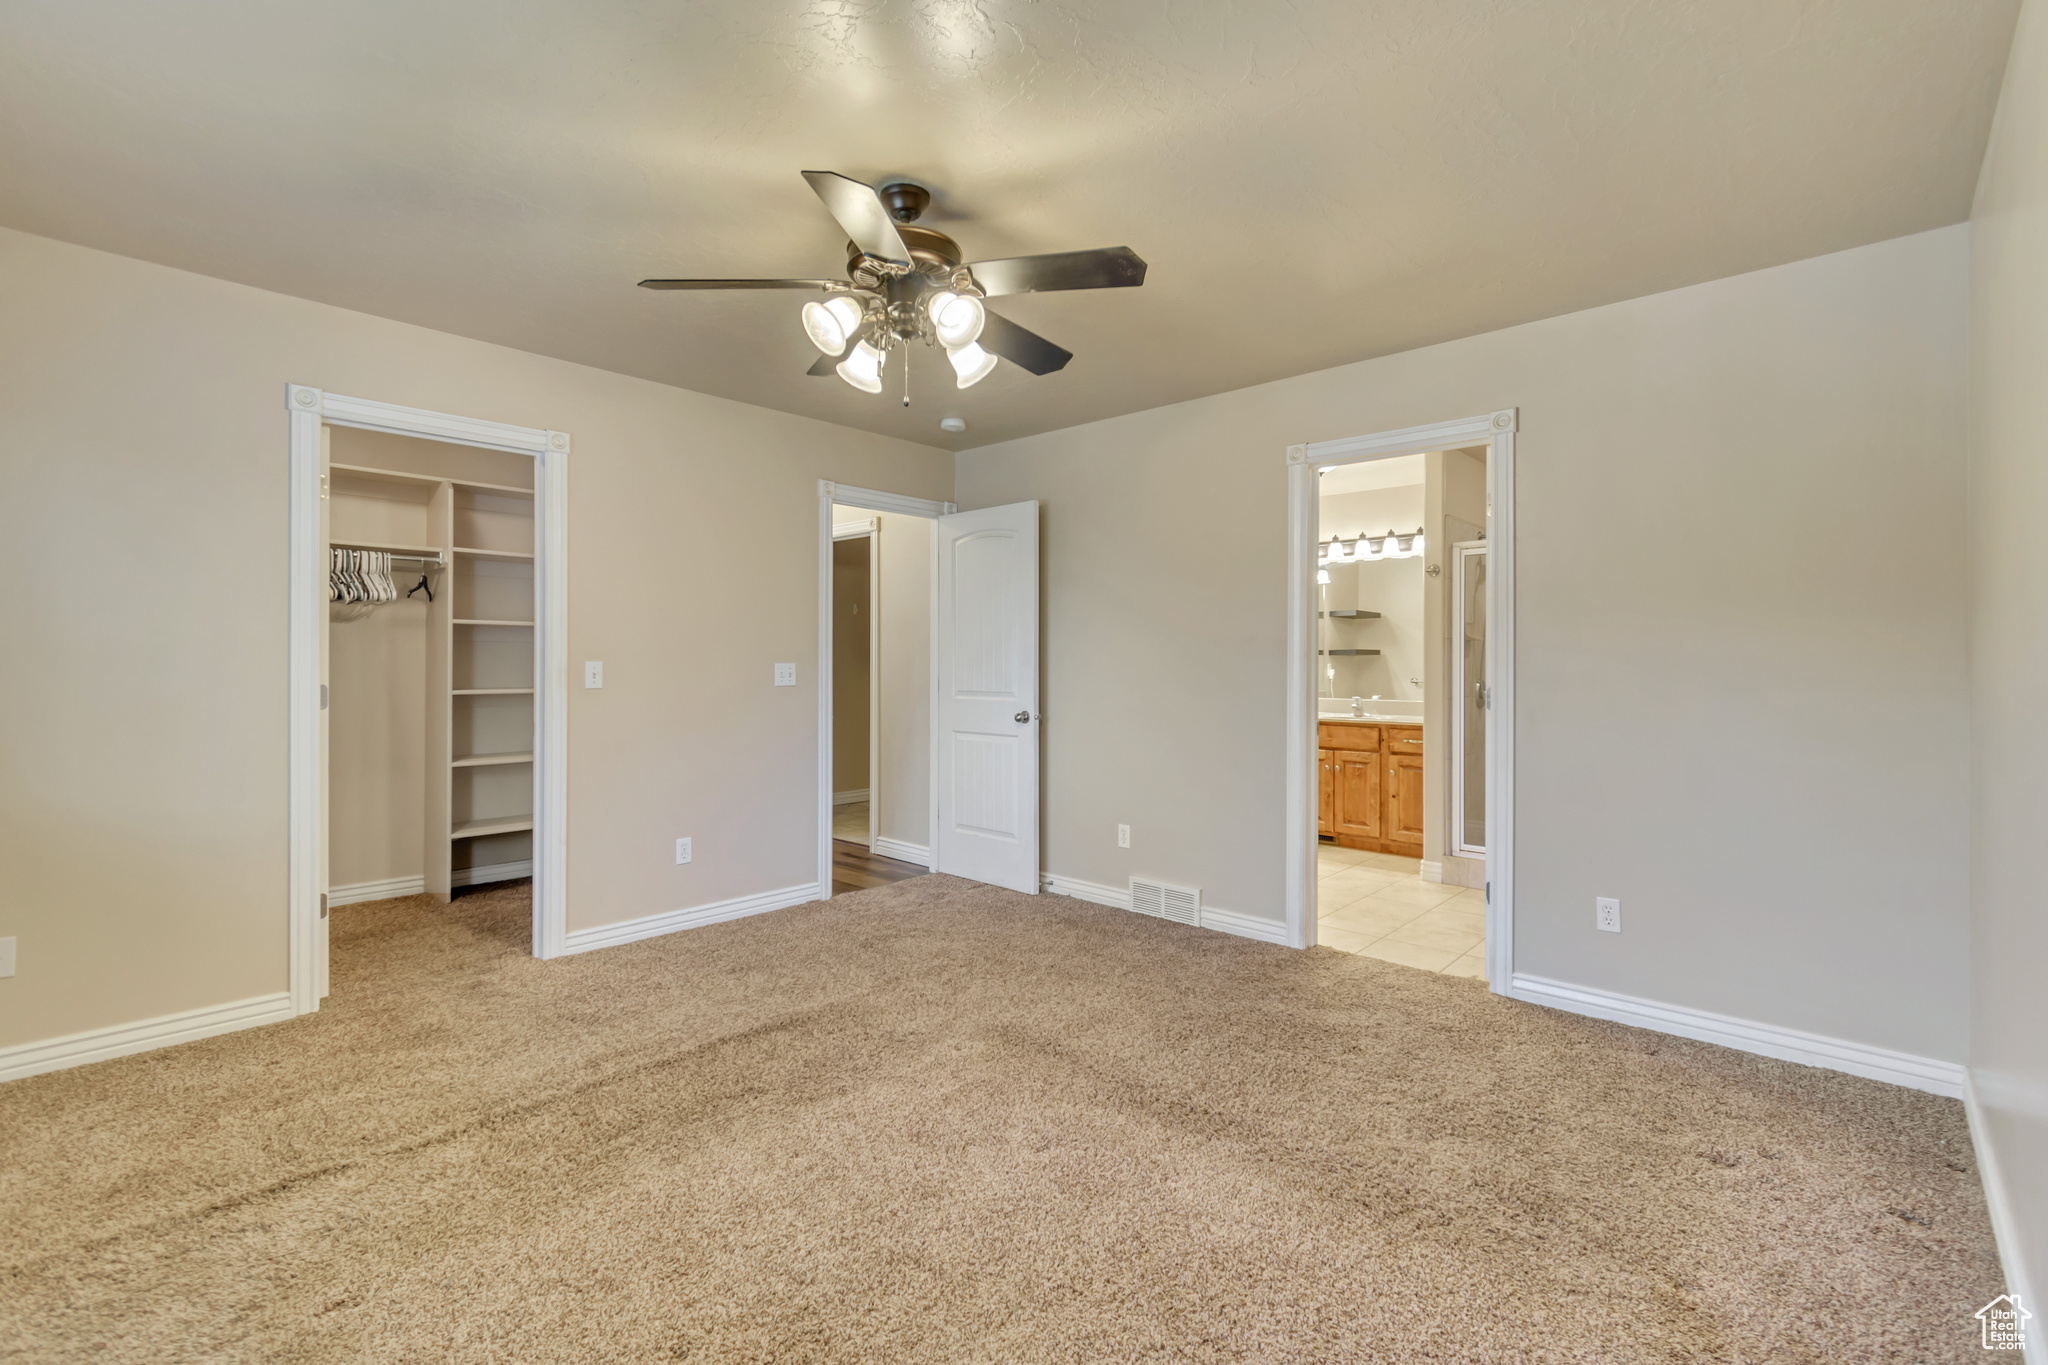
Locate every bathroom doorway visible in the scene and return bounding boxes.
[1285,411,1516,992]
[1311,448,1486,979]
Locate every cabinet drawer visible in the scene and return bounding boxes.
[1383,725,1423,755]
[1319,722,1381,752]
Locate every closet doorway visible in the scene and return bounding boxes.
[287,386,568,1015]
[817,481,952,897]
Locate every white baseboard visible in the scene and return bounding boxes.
[1040,873,1289,946]
[1043,872,1128,909]
[1964,1071,2046,1364]
[453,858,533,888]
[832,789,870,807]
[873,837,931,867]
[328,874,424,906]
[1198,907,1291,945]
[1508,973,1966,1098]
[562,882,822,955]
[1419,860,1442,883]
[0,992,296,1084]
[328,859,534,907]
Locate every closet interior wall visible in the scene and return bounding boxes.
[326,427,536,902]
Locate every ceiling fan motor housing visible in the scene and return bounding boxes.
[878,182,930,223]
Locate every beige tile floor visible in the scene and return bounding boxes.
[832,800,869,845]
[1317,844,1486,977]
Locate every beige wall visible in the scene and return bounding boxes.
[1968,0,2048,1311]
[957,225,1970,1064]
[0,225,949,1050]
[831,535,871,799]
[873,512,932,853]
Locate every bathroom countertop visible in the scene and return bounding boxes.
[1318,714,1421,726]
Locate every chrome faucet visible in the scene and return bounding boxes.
[1350,695,1365,717]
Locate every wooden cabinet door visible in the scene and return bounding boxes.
[1318,748,1336,836]
[1334,751,1382,840]
[1384,752,1425,851]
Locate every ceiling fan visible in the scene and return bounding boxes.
[639,171,1146,401]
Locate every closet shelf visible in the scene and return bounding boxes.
[451,477,535,498]
[453,816,535,839]
[331,463,536,499]
[330,462,441,488]
[1321,609,1383,619]
[332,538,444,558]
[455,546,535,561]
[453,687,535,696]
[455,618,534,627]
[1319,649,1382,656]
[453,751,534,768]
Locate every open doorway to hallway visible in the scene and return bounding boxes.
[1313,446,1489,976]
[829,504,933,896]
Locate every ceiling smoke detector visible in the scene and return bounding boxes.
[939,417,967,433]
[639,171,1147,402]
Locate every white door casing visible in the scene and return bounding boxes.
[935,501,1040,894]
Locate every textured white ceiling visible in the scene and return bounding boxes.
[0,1,2019,449]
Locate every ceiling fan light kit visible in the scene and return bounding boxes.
[639,171,1147,403]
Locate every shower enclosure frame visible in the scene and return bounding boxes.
[1284,409,1516,994]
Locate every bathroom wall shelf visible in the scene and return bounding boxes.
[1321,609,1383,619]
[1320,649,1382,656]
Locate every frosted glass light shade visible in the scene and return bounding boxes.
[802,295,865,355]
[947,341,998,388]
[928,292,986,348]
[836,340,885,393]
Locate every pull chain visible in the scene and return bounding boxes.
[902,341,911,407]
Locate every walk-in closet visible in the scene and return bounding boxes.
[326,427,537,915]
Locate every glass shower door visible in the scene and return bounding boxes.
[1452,543,1487,856]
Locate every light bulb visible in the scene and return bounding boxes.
[928,291,986,348]
[1316,568,1330,585]
[1411,532,1425,558]
[947,341,997,389]
[802,295,864,356]
[836,340,885,394]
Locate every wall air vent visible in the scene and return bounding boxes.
[1130,876,1200,926]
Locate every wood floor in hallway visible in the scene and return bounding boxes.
[831,839,926,896]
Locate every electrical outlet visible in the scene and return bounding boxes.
[0,936,15,978]
[583,660,603,689]
[1117,824,1131,848]
[1596,897,1621,933]
[675,837,692,865]
[773,662,796,687]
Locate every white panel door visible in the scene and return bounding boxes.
[935,501,1039,893]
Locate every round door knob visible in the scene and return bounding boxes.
[1014,711,1032,723]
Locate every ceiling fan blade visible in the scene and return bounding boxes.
[978,309,1072,375]
[968,247,1147,297]
[801,171,911,267]
[639,278,843,290]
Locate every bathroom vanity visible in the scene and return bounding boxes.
[1317,719,1424,857]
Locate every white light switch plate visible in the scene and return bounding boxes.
[0,936,15,978]
[675,837,692,865]
[1117,824,1130,848]
[583,660,604,689]
[1596,897,1621,933]
[773,662,796,687]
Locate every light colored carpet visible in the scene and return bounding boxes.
[0,877,2002,1362]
